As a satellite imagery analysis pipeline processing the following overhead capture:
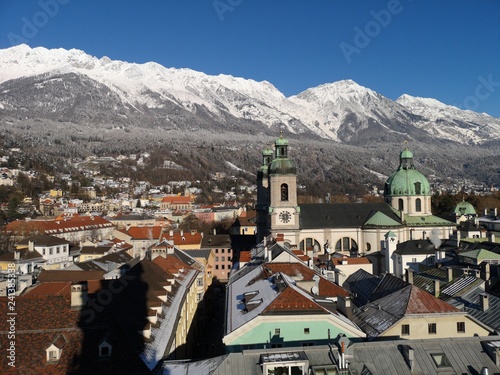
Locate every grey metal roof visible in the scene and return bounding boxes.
[440,276,484,299]
[342,269,381,307]
[183,249,212,260]
[299,203,402,229]
[393,240,436,256]
[159,336,500,375]
[449,288,500,332]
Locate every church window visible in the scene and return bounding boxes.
[299,238,321,252]
[416,198,422,212]
[280,184,288,201]
[414,182,421,195]
[398,199,404,211]
[335,237,358,253]
[366,243,371,252]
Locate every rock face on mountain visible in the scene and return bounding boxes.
[0,44,499,192]
[1,44,499,146]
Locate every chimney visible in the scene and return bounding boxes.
[482,262,491,281]
[180,229,183,237]
[401,345,415,372]
[14,251,20,260]
[28,240,35,251]
[434,279,440,297]
[341,256,348,265]
[447,267,454,282]
[71,281,88,308]
[489,233,496,243]
[480,293,489,311]
[337,295,353,320]
[484,208,488,216]
[406,268,414,284]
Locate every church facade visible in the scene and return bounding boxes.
[256,134,456,274]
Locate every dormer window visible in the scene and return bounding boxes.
[99,333,114,358]
[46,335,67,363]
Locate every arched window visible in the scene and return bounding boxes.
[335,237,358,253]
[416,198,422,212]
[398,198,404,211]
[280,184,288,201]
[299,238,321,252]
[414,182,421,195]
[366,243,372,252]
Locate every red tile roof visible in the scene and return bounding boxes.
[161,195,192,204]
[406,286,459,314]
[331,257,372,265]
[24,280,103,296]
[37,269,106,282]
[160,231,202,246]
[263,287,327,314]
[5,215,114,236]
[125,226,163,240]
[265,263,349,298]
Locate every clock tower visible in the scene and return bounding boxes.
[268,132,300,235]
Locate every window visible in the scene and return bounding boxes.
[416,198,422,212]
[457,322,465,333]
[221,256,225,262]
[428,323,436,334]
[304,328,310,335]
[335,237,358,253]
[366,243,371,252]
[49,248,53,255]
[196,292,203,303]
[401,324,410,336]
[274,328,280,336]
[48,350,58,361]
[196,278,203,287]
[56,246,60,254]
[215,265,219,270]
[215,256,219,262]
[228,249,231,253]
[221,249,225,253]
[215,249,219,254]
[221,265,225,270]
[414,182,421,195]
[280,184,288,201]
[43,249,46,255]
[398,198,404,211]
[431,353,452,368]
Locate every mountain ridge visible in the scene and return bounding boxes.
[1,44,500,146]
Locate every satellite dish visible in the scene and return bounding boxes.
[311,286,319,295]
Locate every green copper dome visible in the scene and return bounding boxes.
[269,158,297,175]
[268,132,296,175]
[384,146,430,196]
[454,200,476,216]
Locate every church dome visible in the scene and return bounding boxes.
[385,147,430,196]
[454,200,476,216]
[268,132,296,175]
[269,158,297,175]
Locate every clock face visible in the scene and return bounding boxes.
[279,210,292,223]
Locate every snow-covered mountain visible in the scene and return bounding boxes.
[1,44,500,146]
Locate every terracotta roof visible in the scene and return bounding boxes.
[161,195,192,204]
[6,215,114,236]
[263,286,326,314]
[37,269,106,282]
[125,225,163,240]
[331,257,371,265]
[265,263,349,298]
[239,251,251,262]
[153,255,192,274]
[23,280,104,296]
[160,231,202,246]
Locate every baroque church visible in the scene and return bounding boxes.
[256,133,456,274]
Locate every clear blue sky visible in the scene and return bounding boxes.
[1,0,499,117]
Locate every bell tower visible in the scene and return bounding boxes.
[268,132,300,234]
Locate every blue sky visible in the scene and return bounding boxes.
[1,0,499,117]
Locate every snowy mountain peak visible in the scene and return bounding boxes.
[1,44,500,146]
